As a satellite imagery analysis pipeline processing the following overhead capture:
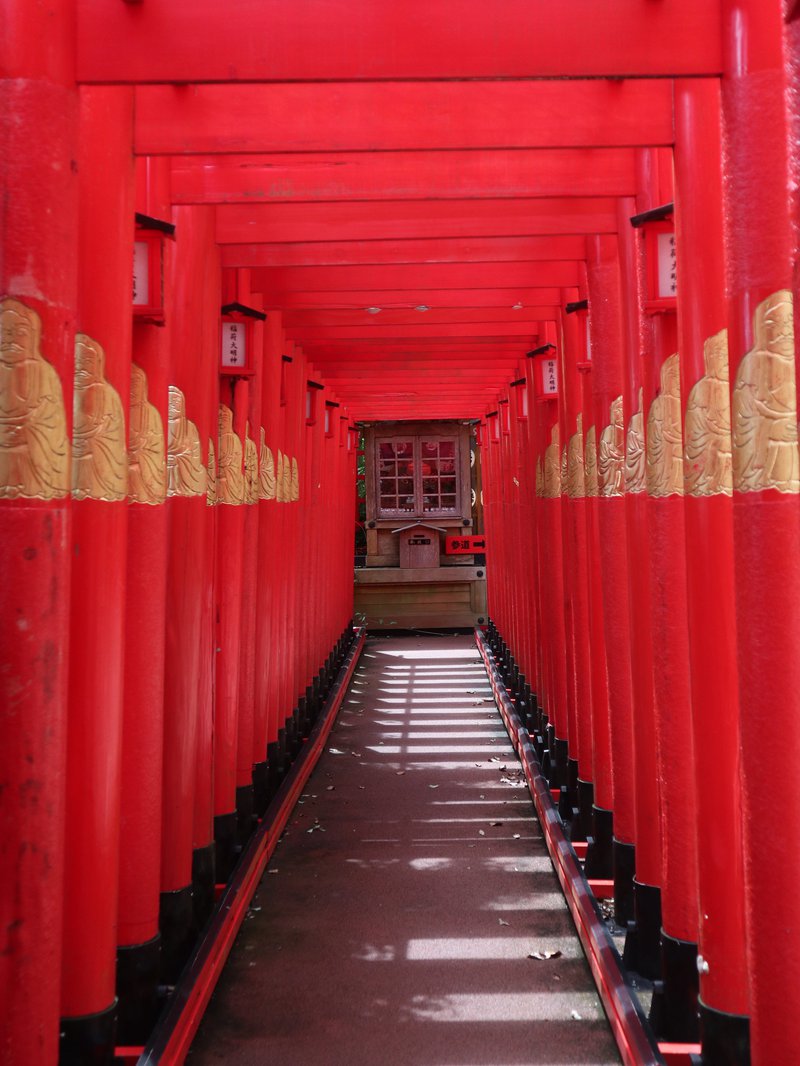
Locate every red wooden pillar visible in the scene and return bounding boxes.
[585,235,637,920]
[560,291,594,836]
[0,3,77,1061]
[161,206,219,978]
[254,311,283,801]
[721,4,800,1062]
[60,86,134,1063]
[115,157,172,1043]
[536,321,569,790]
[673,76,750,1062]
[579,296,614,881]
[618,194,663,980]
[214,383,246,879]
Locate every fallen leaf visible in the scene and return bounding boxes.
[513,833,521,840]
[528,950,562,961]
[498,919,510,927]
[328,748,346,755]
[571,1010,582,1020]
[478,830,485,837]
[395,770,405,776]
[351,751,363,758]
[267,869,279,875]
[428,784,439,789]
[490,821,503,827]
[326,786,335,791]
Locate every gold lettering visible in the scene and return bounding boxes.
[585,424,599,497]
[244,421,259,504]
[258,427,276,500]
[543,424,561,499]
[128,363,166,505]
[167,385,206,498]
[624,388,646,494]
[72,333,127,502]
[567,413,585,499]
[217,404,244,505]
[646,353,684,497]
[0,297,70,500]
[684,329,733,497]
[599,396,625,498]
[732,290,799,493]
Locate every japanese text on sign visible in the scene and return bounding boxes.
[542,357,558,396]
[132,241,149,306]
[657,232,678,299]
[445,535,487,555]
[221,322,246,368]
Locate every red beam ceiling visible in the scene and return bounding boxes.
[170,149,637,204]
[251,262,580,291]
[282,308,552,327]
[135,80,674,155]
[221,235,588,269]
[77,0,720,82]
[217,200,619,244]
[257,290,561,311]
[286,323,541,340]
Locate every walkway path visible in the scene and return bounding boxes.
[188,634,621,1066]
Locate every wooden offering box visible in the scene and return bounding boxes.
[355,420,487,629]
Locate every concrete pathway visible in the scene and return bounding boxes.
[188,634,621,1066]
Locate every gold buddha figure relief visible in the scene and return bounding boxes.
[0,297,70,501]
[560,443,568,496]
[281,451,291,503]
[128,363,166,505]
[732,290,799,493]
[258,427,276,500]
[291,456,300,502]
[243,422,259,504]
[543,424,561,499]
[584,424,599,497]
[646,353,684,498]
[535,454,544,498]
[167,385,206,498]
[217,404,245,505]
[207,438,217,505]
[72,333,127,502]
[599,395,625,497]
[684,329,733,497]
[624,387,646,494]
[567,413,585,499]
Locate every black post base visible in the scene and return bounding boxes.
[59,1000,117,1066]
[552,735,568,789]
[159,883,194,984]
[623,879,662,980]
[566,756,579,815]
[266,740,285,800]
[585,805,614,880]
[235,783,255,848]
[574,778,594,842]
[277,726,291,775]
[286,708,302,758]
[613,838,636,927]
[191,842,216,935]
[252,759,270,817]
[649,931,699,1042]
[214,810,238,884]
[696,999,751,1066]
[116,933,161,1044]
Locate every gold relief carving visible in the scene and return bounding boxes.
[128,364,166,505]
[276,450,286,502]
[585,425,599,497]
[732,290,799,493]
[72,333,127,502]
[0,297,70,500]
[567,413,585,499]
[291,456,300,502]
[281,452,291,503]
[599,396,625,498]
[535,455,544,498]
[258,428,276,500]
[684,330,733,497]
[560,444,568,497]
[543,424,561,499]
[167,385,206,498]
[217,404,245,505]
[243,422,259,504]
[207,438,217,505]
[624,388,646,494]
[646,353,684,498]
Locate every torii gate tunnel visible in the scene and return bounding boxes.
[2,2,800,1065]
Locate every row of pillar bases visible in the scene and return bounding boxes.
[483,619,750,1066]
[59,623,357,1066]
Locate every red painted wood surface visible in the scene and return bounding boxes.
[76,0,722,83]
